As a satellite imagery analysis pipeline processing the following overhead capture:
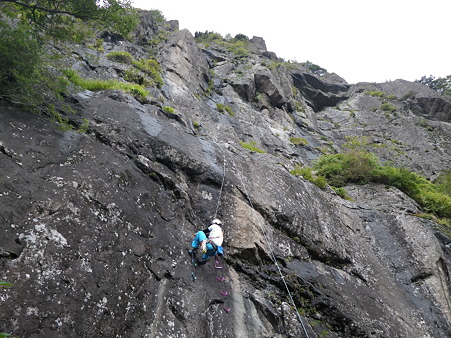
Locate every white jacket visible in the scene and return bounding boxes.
[207,223,223,246]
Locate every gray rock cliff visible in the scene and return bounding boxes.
[1,11,450,338]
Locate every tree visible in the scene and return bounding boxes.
[0,21,47,106]
[0,0,138,37]
[234,33,249,41]
[305,60,327,76]
[0,0,139,114]
[0,0,133,22]
[416,74,451,96]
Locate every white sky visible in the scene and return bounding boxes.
[132,0,450,84]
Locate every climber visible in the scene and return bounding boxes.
[189,219,224,265]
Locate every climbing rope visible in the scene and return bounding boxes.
[202,126,309,336]
[190,127,232,312]
[205,126,310,338]
[236,170,310,338]
[214,152,226,220]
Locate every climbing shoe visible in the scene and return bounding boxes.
[197,258,207,265]
[188,248,197,256]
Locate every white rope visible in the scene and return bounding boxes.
[236,171,310,338]
[214,152,226,219]
[202,126,309,337]
[202,127,227,220]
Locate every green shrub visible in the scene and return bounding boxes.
[122,68,149,86]
[290,165,327,189]
[290,165,312,179]
[313,151,379,187]
[239,140,266,153]
[224,105,235,116]
[217,103,225,112]
[162,106,176,114]
[313,175,328,189]
[233,33,249,41]
[89,38,105,51]
[147,31,169,47]
[63,69,148,100]
[332,187,352,200]
[343,136,371,150]
[217,103,235,116]
[290,137,308,146]
[194,31,223,43]
[416,74,451,96]
[381,102,397,113]
[131,58,163,88]
[194,31,251,57]
[312,149,451,219]
[192,121,201,135]
[227,40,250,57]
[148,9,166,23]
[304,61,327,76]
[2,0,138,38]
[435,170,451,196]
[418,189,451,217]
[107,8,140,38]
[234,47,250,57]
[107,51,133,64]
[0,23,45,105]
[365,90,385,97]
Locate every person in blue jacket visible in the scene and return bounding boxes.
[189,219,224,265]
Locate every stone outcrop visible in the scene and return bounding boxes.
[292,72,350,112]
[1,11,450,338]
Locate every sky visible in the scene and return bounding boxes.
[132,0,450,84]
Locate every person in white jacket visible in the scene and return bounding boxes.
[190,219,224,264]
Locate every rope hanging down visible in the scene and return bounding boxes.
[236,171,310,338]
[203,128,309,335]
[213,152,226,220]
[198,129,231,312]
[205,130,310,338]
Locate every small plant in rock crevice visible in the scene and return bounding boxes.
[332,187,353,201]
[290,165,327,189]
[289,137,308,146]
[239,140,266,153]
[106,51,133,64]
[131,58,163,88]
[381,102,397,113]
[162,106,176,114]
[62,69,148,101]
[365,90,385,98]
[192,120,200,134]
[217,103,235,116]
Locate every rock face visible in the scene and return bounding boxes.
[1,12,451,338]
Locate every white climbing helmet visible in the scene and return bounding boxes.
[211,219,222,225]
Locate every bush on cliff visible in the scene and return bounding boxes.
[62,69,148,101]
[312,149,451,219]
